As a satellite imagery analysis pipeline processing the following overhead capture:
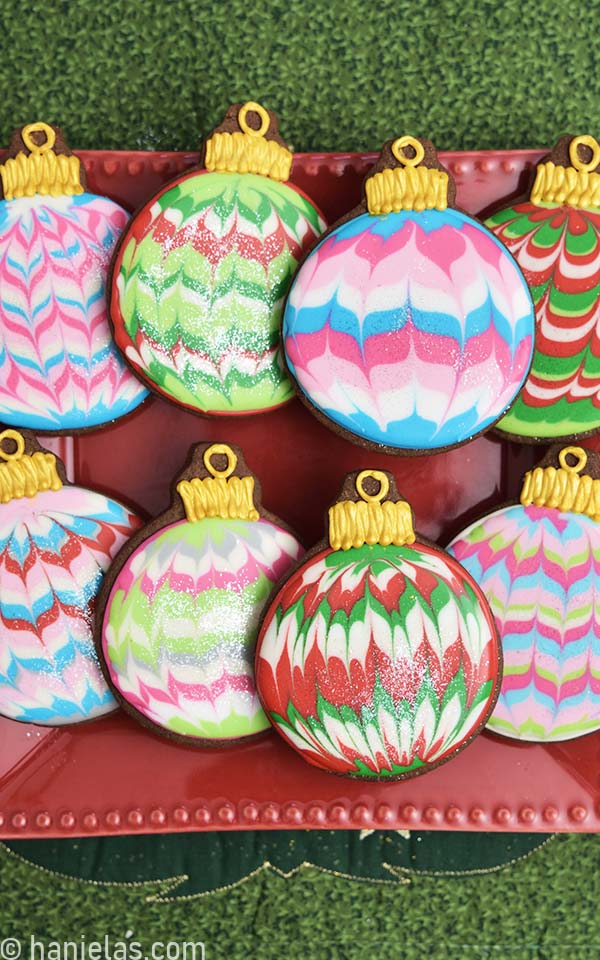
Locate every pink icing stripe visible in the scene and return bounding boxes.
[502,617,594,644]
[0,195,144,422]
[295,218,519,319]
[166,670,256,703]
[139,555,276,600]
[287,319,525,428]
[120,670,257,712]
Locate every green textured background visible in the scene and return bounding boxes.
[1,833,600,960]
[1,0,600,956]
[0,0,598,152]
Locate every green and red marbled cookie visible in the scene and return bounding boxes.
[255,469,501,780]
[487,134,600,441]
[110,103,325,417]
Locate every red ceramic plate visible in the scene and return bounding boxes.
[2,147,598,838]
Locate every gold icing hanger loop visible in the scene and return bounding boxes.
[558,446,587,474]
[0,429,62,502]
[238,102,270,139]
[569,135,600,174]
[391,136,425,168]
[0,429,26,461]
[356,469,390,503]
[21,122,56,156]
[203,443,238,479]
[0,121,82,200]
[205,101,291,181]
[177,443,258,523]
[520,445,600,522]
[366,135,447,214]
[328,471,415,550]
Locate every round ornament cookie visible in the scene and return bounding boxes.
[97,442,303,744]
[487,134,600,441]
[0,122,148,432]
[0,429,141,725]
[255,469,501,779]
[110,102,326,417]
[448,445,600,741]
[283,135,535,453]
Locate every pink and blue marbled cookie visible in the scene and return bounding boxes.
[449,502,600,741]
[0,486,140,724]
[0,193,148,430]
[284,189,534,452]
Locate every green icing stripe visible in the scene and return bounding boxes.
[167,709,269,739]
[488,712,600,741]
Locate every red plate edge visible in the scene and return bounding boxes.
[3,147,598,839]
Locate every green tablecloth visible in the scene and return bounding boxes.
[1,833,598,959]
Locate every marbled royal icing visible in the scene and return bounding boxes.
[0,487,140,724]
[283,208,534,451]
[102,516,302,741]
[0,194,148,431]
[487,202,600,439]
[255,541,499,778]
[111,170,325,416]
[448,503,600,741]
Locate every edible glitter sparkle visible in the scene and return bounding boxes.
[283,207,535,451]
[101,516,303,742]
[110,170,325,415]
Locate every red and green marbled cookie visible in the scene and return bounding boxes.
[256,541,499,779]
[110,170,325,416]
[487,202,600,440]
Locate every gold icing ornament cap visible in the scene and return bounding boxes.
[531,134,600,208]
[204,101,293,182]
[176,443,259,523]
[0,429,63,504]
[328,469,416,550]
[520,446,600,522]
[0,122,84,201]
[365,135,449,215]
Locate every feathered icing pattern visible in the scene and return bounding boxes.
[0,487,140,724]
[283,208,534,450]
[0,194,148,430]
[113,171,325,415]
[488,203,600,438]
[448,504,600,741]
[256,542,497,777]
[102,517,302,740]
